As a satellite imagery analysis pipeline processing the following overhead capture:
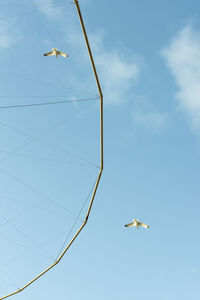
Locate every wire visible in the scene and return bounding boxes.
[0,202,73,232]
[0,285,14,295]
[0,236,55,273]
[0,195,76,231]
[0,269,19,292]
[0,120,98,167]
[0,167,98,232]
[0,165,80,223]
[0,5,68,21]
[1,216,55,261]
[0,72,96,96]
[0,232,40,253]
[0,193,31,206]
[0,10,37,21]
[0,97,99,110]
[0,178,98,287]
[0,179,96,271]
[0,237,54,271]
[55,178,97,260]
[0,150,97,167]
[0,95,91,98]
[0,112,84,164]
[0,1,71,7]
[0,19,53,59]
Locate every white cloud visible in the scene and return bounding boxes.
[96,50,139,105]
[35,0,62,18]
[131,98,169,133]
[0,21,16,49]
[162,25,200,130]
[35,0,90,18]
[61,27,142,105]
[188,267,199,273]
[90,33,141,105]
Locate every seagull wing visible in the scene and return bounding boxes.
[57,51,68,58]
[44,51,54,56]
[138,222,149,228]
[124,222,134,227]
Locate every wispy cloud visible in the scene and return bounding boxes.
[188,267,199,273]
[63,24,168,131]
[91,32,141,105]
[0,21,16,49]
[131,97,169,133]
[65,29,142,105]
[35,0,63,18]
[162,24,200,131]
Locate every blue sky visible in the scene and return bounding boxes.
[0,0,200,299]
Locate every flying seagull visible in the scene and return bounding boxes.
[125,219,150,229]
[43,48,69,58]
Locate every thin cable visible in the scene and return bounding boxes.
[0,201,74,232]
[0,233,38,252]
[0,166,79,222]
[0,5,68,21]
[0,19,52,59]
[0,270,19,292]
[1,179,98,274]
[0,112,87,165]
[0,196,75,231]
[0,179,97,273]
[0,3,71,21]
[55,178,97,260]
[0,72,96,97]
[0,121,98,167]
[0,150,97,167]
[0,10,37,21]
[0,285,13,295]
[0,97,99,110]
[0,239,52,269]
[0,237,54,271]
[0,168,98,231]
[0,1,70,7]
[0,181,97,276]
[0,194,30,206]
[1,216,55,261]
[0,95,91,98]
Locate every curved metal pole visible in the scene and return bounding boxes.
[0,1,103,299]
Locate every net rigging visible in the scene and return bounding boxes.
[0,1,103,299]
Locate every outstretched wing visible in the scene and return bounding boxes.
[138,222,149,229]
[124,222,134,227]
[44,51,54,56]
[57,51,69,58]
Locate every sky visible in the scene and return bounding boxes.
[0,0,200,299]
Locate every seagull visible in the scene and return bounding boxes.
[125,219,149,229]
[43,48,69,58]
